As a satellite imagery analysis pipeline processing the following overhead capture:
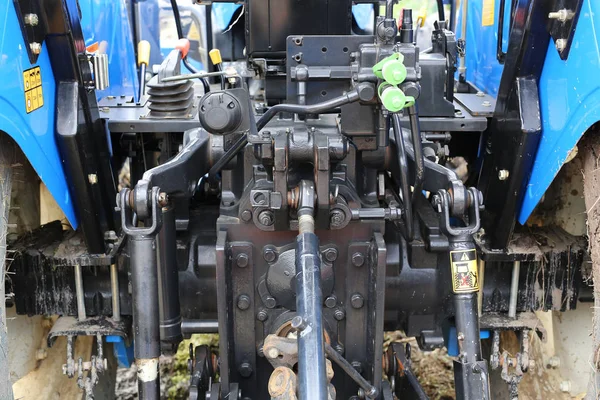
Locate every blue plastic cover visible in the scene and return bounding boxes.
[446,326,490,357]
[456,0,510,95]
[0,2,77,227]
[79,0,140,101]
[519,0,600,223]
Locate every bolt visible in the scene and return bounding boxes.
[238,362,253,378]
[335,343,344,354]
[257,308,268,322]
[482,100,491,107]
[264,296,276,309]
[263,248,277,263]
[236,253,249,268]
[548,9,573,22]
[547,356,560,369]
[240,210,252,222]
[324,248,338,262]
[351,293,364,309]
[555,38,567,52]
[291,316,307,331]
[498,169,510,181]
[476,91,485,97]
[267,347,279,359]
[35,348,47,360]
[351,361,363,374]
[472,364,481,374]
[30,42,42,55]
[24,13,39,26]
[559,380,571,393]
[330,209,346,228]
[324,295,337,308]
[334,308,345,321]
[100,107,110,113]
[158,192,168,207]
[258,210,275,226]
[87,174,98,184]
[352,252,365,267]
[237,294,251,310]
[457,332,465,341]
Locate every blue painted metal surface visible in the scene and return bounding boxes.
[519,0,600,223]
[446,326,490,357]
[106,335,134,368]
[0,2,77,227]
[457,0,511,95]
[79,0,140,101]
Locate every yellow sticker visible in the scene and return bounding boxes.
[450,249,479,293]
[482,0,495,27]
[23,66,43,113]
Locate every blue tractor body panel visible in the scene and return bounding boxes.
[519,0,600,223]
[0,1,78,228]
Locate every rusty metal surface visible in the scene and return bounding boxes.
[480,312,546,342]
[47,316,129,347]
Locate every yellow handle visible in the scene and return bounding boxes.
[209,48,222,66]
[137,40,151,66]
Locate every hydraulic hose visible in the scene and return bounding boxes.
[437,0,445,22]
[170,0,210,94]
[408,105,424,208]
[392,113,414,241]
[208,89,361,180]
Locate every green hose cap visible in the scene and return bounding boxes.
[378,84,415,112]
[373,53,407,85]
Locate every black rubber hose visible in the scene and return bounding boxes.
[407,105,424,208]
[392,113,414,241]
[437,0,445,22]
[208,89,361,180]
[170,0,210,94]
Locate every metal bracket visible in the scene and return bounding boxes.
[547,0,584,60]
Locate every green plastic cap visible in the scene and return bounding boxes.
[382,59,407,85]
[379,85,415,112]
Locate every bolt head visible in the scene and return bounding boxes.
[291,316,307,331]
[555,38,567,52]
[257,309,268,322]
[263,248,277,263]
[236,253,249,268]
[240,210,252,222]
[324,295,337,308]
[498,169,510,181]
[237,295,251,310]
[324,248,338,262]
[351,361,363,374]
[238,362,253,378]
[351,293,364,309]
[267,348,279,359]
[24,13,39,26]
[264,296,276,309]
[351,252,365,267]
[30,42,42,55]
[334,309,345,321]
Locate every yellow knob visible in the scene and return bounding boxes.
[209,48,222,66]
[137,40,151,66]
[416,8,427,27]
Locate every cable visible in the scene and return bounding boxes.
[170,0,210,94]
[437,0,445,22]
[407,105,424,208]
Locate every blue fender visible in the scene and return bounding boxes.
[0,2,78,228]
[519,0,600,223]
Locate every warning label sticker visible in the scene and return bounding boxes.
[450,249,479,293]
[482,0,495,27]
[23,67,44,113]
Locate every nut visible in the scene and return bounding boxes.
[240,210,252,222]
[324,248,338,262]
[30,42,42,55]
[258,210,275,226]
[498,169,510,181]
[263,248,277,263]
[236,253,249,268]
[334,309,345,321]
[351,252,365,267]
[257,309,268,322]
[24,14,39,26]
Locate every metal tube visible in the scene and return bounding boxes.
[408,105,424,208]
[458,0,468,75]
[74,264,86,321]
[324,343,378,398]
[181,319,219,334]
[130,234,161,399]
[160,70,228,83]
[110,264,121,322]
[296,231,327,400]
[392,113,414,241]
[386,0,395,19]
[508,261,520,318]
[157,205,183,345]
[454,292,482,362]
